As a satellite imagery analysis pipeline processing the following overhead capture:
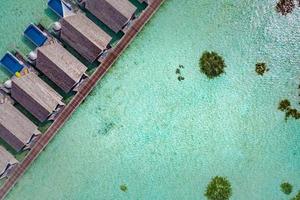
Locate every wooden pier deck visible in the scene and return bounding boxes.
[0,0,164,199]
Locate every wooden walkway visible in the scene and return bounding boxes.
[0,0,164,199]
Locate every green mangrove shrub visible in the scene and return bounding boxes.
[205,176,232,200]
[255,63,269,76]
[292,190,300,200]
[280,182,293,195]
[278,99,291,111]
[276,0,295,15]
[120,184,128,192]
[200,51,226,79]
[278,99,300,120]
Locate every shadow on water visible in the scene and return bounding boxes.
[43,8,59,25]
[97,122,116,136]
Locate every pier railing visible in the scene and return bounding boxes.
[0,0,164,199]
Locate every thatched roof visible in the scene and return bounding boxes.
[84,0,137,33]
[36,42,87,93]
[0,146,18,179]
[0,102,40,151]
[60,13,112,63]
[11,72,64,122]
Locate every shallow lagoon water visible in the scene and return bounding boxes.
[3,0,300,199]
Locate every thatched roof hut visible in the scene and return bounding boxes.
[0,102,41,152]
[83,0,137,33]
[60,13,112,63]
[36,42,87,93]
[11,72,64,122]
[0,146,18,179]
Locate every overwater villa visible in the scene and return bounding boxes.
[79,0,137,33]
[47,0,112,63]
[59,13,112,63]
[24,24,88,93]
[0,147,18,179]
[11,72,64,122]
[0,102,40,152]
[36,42,87,93]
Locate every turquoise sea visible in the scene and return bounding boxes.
[1,0,300,199]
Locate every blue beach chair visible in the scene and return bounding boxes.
[0,52,24,74]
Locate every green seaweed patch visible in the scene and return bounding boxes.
[255,63,269,76]
[178,76,185,81]
[278,99,300,120]
[292,191,300,200]
[205,176,232,200]
[200,51,226,79]
[280,182,293,195]
[276,0,295,15]
[278,99,291,111]
[120,184,128,192]
[176,65,185,81]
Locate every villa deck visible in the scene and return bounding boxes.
[0,0,164,199]
[60,13,112,63]
[83,0,137,33]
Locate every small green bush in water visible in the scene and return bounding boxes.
[278,99,300,120]
[255,63,269,76]
[200,51,226,79]
[280,182,293,195]
[276,0,295,15]
[292,191,300,200]
[120,184,128,192]
[205,176,232,200]
[278,99,291,111]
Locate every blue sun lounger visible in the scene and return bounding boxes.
[0,52,24,74]
[24,24,48,47]
[48,0,73,18]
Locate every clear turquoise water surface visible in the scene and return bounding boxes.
[3,0,300,199]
